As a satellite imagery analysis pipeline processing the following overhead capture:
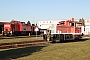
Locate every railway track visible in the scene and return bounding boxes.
[0,36,38,39]
[0,40,49,49]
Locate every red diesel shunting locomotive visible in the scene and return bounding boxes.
[43,18,83,42]
[2,21,40,36]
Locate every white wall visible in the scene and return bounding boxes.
[39,20,60,29]
[85,26,90,35]
[82,19,90,35]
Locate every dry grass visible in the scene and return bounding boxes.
[0,38,90,60]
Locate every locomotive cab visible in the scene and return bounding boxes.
[3,23,12,36]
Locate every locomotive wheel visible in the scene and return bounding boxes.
[59,35,64,43]
[51,37,56,43]
[73,36,79,42]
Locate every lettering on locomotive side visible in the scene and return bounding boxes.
[4,24,10,27]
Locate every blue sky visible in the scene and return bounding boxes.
[0,0,90,24]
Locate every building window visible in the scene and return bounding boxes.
[43,22,45,23]
[87,20,89,22]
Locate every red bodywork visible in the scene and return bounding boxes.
[11,21,23,31]
[4,23,11,32]
[3,21,40,36]
[56,18,82,36]
[11,21,31,32]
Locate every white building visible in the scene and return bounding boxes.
[39,20,61,29]
[82,18,90,35]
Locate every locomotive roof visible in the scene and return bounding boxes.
[59,20,82,24]
[70,21,82,24]
[0,22,10,26]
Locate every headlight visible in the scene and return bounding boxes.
[10,31,12,33]
[7,32,9,33]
